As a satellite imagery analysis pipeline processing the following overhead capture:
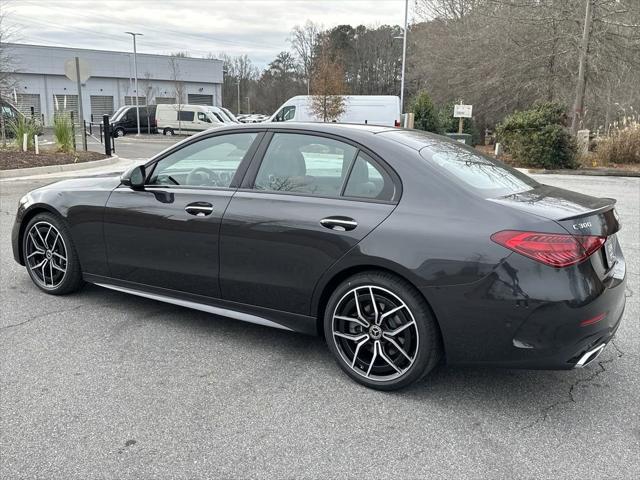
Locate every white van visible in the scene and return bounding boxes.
[156,104,224,135]
[269,95,401,126]
[206,106,236,124]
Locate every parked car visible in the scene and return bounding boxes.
[12,123,625,390]
[156,104,224,135]
[110,105,157,137]
[1,99,23,136]
[270,95,401,126]
[238,114,268,123]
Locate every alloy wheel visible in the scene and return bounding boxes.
[25,221,68,288]
[332,285,420,381]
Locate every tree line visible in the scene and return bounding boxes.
[215,0,639,134]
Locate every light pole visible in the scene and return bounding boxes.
[237,78,241,115]
[394,0,409,115]
[125,32,143,135]
[400,0,408,114]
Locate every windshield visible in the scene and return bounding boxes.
[111,107,127,122]
[221,107,239,122]
[381,130,538,198]
[209,108,231,123]
[419,140,538,197]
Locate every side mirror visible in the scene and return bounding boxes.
[121,165,146,190]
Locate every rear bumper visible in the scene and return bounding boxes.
[425,249,627,369]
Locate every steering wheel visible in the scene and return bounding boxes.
[186,167,218,186]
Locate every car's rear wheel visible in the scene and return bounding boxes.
[22,213,83,295]
[163,127,174,136]
[324,271,441,390]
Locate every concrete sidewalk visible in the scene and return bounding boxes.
[0,155,142,182]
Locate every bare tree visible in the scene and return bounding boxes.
[139,71,155,133]
[310,42,347,122]
[168,56,185,134]
[290,20,321,94]
[0,0,19,145]
[409,0,640,131]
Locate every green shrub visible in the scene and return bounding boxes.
[8,115,39,150]
[53,114,74,152]
[411,91,441,133]
[594,124,640,165]
[496,102,577,169]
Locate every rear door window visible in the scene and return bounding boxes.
[253,133,356,197]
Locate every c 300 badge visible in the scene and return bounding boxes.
[572,221,592,230]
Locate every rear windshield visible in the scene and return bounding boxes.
[383,130,538,197]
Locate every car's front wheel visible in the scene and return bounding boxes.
[163,127,174,136]
[22,213,83,295]
[113,127,125,137]
[324,271,441,390]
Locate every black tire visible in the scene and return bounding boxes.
[163,127,174,136]
[324,271,442,390]
[114,127,125,137]
[22,212,84,295]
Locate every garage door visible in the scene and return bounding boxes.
[188,94,213,106]
[16,94,41,119]
[125,96,146,106]
[53,94,79,123]
[155,97,176,104]
[90,95,114,120]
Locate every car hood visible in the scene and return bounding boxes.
[34,173,123,193]
[489,184,615,221]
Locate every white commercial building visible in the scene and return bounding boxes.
[3,43,223,125]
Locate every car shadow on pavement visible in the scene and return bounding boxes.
[78,283,623,428]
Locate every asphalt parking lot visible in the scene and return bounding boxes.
[1,165,638,478]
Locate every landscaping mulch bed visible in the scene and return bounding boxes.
[0,148,107,170]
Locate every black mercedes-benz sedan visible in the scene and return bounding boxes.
[12,123,626,390]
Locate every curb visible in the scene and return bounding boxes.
[521,168,640,178]
[0,155,120,179]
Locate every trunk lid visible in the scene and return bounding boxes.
[490,184,620,237]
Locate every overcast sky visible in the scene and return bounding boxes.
[7,0,411,67]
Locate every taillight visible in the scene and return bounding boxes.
[394,120,401,127]
[491,230,605,268]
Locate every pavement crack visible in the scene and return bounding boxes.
[0,304,92,331]
[522,356,617,430]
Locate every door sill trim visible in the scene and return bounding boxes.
[94,282,293,331]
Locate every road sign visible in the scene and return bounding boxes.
[453,104,473,118]
[64,58,90,83]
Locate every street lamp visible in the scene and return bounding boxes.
[125,32,143,135]
[400,0,408,114]
[237,78,241,115]
[394,0,409,115]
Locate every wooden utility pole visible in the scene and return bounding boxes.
[571,0,593,135]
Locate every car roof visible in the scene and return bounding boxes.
[204,122,396,134]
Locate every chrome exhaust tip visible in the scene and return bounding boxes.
[575,343,606,368]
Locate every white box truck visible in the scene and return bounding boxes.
[269,95,401,127]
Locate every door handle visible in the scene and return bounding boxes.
[320,216,357,231]
[185,202,214,216]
